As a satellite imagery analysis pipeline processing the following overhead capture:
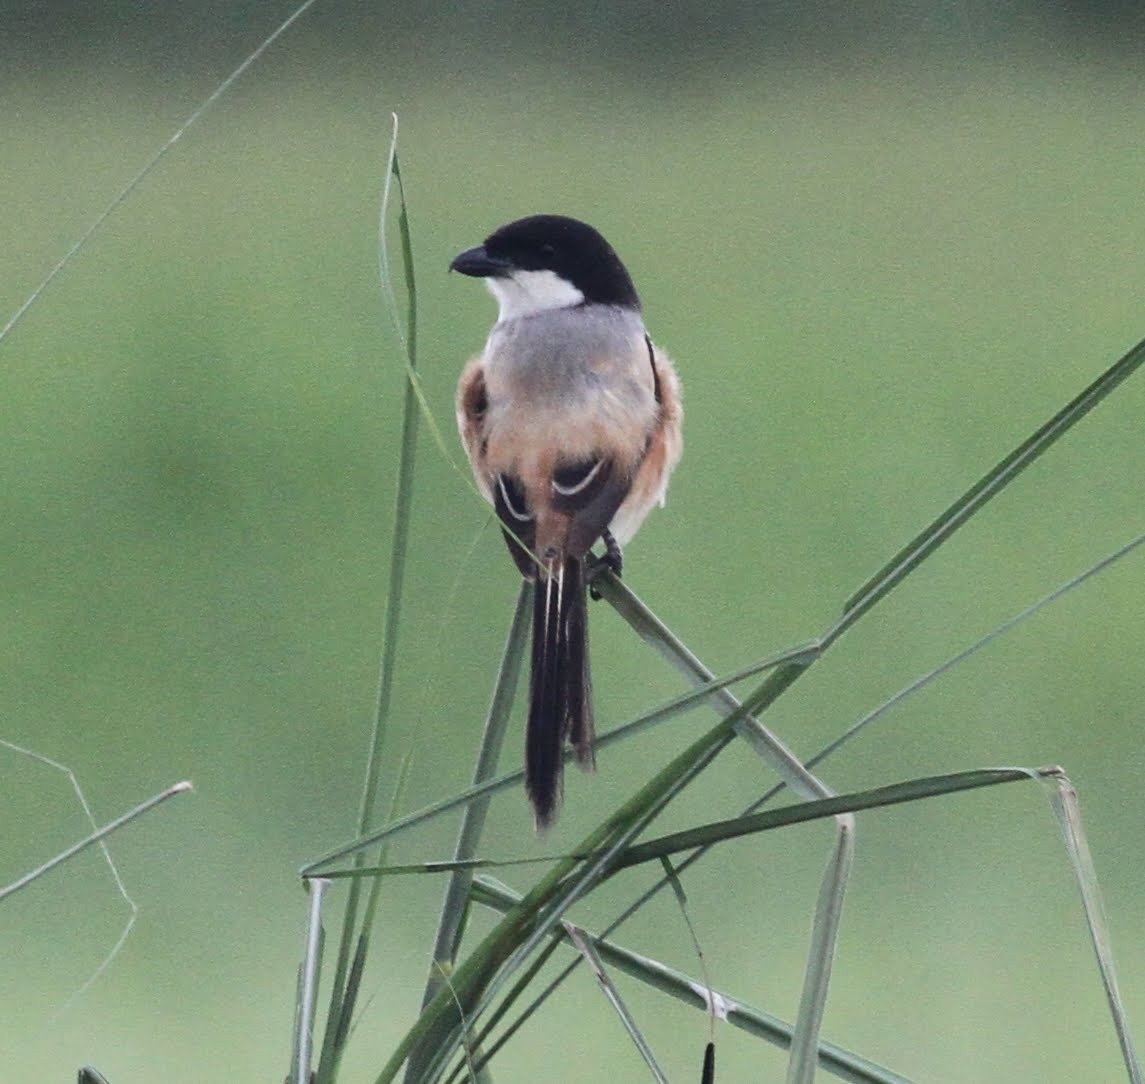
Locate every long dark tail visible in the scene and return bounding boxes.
[526,556,595,828]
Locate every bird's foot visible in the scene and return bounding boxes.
[588,530,623,600]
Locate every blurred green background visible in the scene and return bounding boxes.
[3,3,1145,1082]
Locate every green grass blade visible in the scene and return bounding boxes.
[469,878,918,1084]
[404,583,530,1083]
[361,112,420,836]
[787,821,855,1084]
[313,761,1027,879]
[1042,770,1144,1084]
[839,334,1145,631]
[377,117,457,470]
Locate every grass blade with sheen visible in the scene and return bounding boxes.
[1043,770,1143,1084]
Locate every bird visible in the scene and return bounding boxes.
[451,214,683,828]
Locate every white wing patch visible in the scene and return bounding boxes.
[551,458,604,498]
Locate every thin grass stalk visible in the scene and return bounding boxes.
[315,120,420,1084]
[0,781,191,902]
[566,924,669,1082]
[291,877,331,1084]
[469,878,917,1084]
[440,936,564,1084]
[614,768,1038,868]
[334,768,1041,880]
[0,0,323,347]
[592,569,830,800]
[403,583,530,1083]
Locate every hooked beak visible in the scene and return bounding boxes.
[449,245,512,278]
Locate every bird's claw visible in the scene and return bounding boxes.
[588,530,623,600]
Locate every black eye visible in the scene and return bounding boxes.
[539,242,557,258]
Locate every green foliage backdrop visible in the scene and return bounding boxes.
[2,18,1144,1083]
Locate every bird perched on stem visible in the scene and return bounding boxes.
[452,214,682,828]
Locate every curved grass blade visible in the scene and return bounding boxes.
[320,767,1047,881]
[592,571,830,799]
[314,115,421,1084]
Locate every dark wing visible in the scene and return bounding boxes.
[550,455,632,558]
[493,471,538,577]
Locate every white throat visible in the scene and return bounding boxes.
[486,270,584,322]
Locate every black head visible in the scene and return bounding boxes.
[450,214,641,311]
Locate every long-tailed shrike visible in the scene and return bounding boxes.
[451,214,683,828]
